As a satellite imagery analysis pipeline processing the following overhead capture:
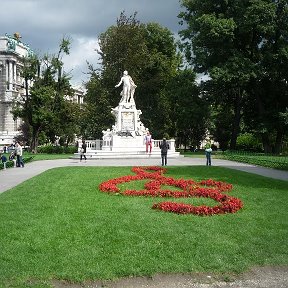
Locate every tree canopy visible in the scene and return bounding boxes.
[83,12,185,140]
[179,0,288,152]
[13,38,80,152]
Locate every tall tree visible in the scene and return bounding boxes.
[167,69,210,149]
[80,69,115,139]
[179,0,288,152]
[12,38,75,152]
[89,12,181,139]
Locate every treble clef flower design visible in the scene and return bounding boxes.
[99,166,243,216]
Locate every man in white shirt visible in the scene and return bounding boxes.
[15,142,25,167]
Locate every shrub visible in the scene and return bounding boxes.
[0,156,34,170]
[236,133,263,152]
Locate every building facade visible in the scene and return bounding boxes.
[0,33,32,146]
[0,33,84,147]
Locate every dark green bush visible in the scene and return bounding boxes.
[0,156,34,170]
[236,133,263,152]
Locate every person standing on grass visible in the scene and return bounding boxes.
[159,138,169,166]
[1,153,7,170]
[15,142,24,168]
[80,140,87,162]
[205,143,212,166]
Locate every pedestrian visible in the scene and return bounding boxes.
[145,131,152,153]
[9,151,16,167]
[1,153,7,170]
[80,140,87,162]
[159,138,170,166]
[15,142,25,167]
[205,143,212,166]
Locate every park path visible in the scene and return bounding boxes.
[1,157,287,194]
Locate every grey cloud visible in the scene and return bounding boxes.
[1,0,183,86]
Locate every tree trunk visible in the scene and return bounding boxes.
[274,128,283,154]
[230,88,242,150]
[261,132,272,153]
[254,84,273,153]
[30,128,40,153]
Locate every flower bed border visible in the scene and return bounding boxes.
[99,166,243,216]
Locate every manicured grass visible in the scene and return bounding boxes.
[180,150,288,170]
[24,152,73,161]
[179,150,206,158]
[221,152,288,170]
[0,166,287,287]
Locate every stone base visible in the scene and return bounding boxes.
[72,149,182,159]
[102,135,145,152]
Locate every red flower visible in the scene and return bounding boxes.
[99,166,243,216]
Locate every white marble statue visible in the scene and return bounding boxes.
[115,70,137,103]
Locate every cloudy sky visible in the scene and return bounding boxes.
[1,0,184,88]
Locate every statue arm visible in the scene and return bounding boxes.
[115,77,123,87]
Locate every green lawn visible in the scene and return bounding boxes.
[180,150,288,170]
[25,153,73,161]
[0,166,287,287]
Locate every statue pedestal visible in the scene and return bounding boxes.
[102,101,147,152]
[73,73,182,159]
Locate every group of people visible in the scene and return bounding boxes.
[78,132,211,167]
[145,131,170,166]
[0,142,25,170]
[78,133,170,166]
[144,132,213,166]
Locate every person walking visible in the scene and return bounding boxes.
[159,138,170,166]
[15,142,24,167]
[205,143,212,166]
[80,140,87,162]
[145,131,152,153]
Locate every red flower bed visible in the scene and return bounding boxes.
[99,166,243,216]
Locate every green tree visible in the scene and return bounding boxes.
[167,69,210,149]
[12,38,76,152]
[90,12,181,139]
[244,0,288,153]
[179,0,288,152]
[81,69,115,139]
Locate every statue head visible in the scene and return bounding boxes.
[123,70,128,75]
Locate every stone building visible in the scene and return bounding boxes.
[0,33,84,147]
[0,33,32,146]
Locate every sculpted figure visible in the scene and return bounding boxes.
[115,71,137,103]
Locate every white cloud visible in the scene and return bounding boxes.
[63,36,100,87]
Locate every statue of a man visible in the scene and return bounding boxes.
[115,70,137,103]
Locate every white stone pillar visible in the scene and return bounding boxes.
[9,61,13,90]
[6,60,9,89]
[118,107,122,131]
[133,111,137,130]
[13,62,16,90]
